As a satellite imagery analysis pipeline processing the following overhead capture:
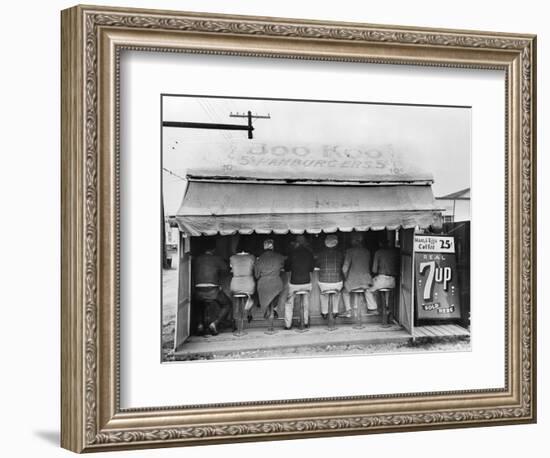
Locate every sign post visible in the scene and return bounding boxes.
[414,235,462,321]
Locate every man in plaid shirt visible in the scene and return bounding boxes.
[315,235,351,318]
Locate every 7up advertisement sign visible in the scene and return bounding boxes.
[414,235,462,320]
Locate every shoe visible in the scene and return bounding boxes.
[247,314,253,323]
[333,313,339,318]
[284,326,292,331]
[343,310,352,318]
[208,322,218,336]
[197,324,205,336]
[321,313,328,319]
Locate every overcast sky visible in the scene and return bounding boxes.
[162,95,471,214]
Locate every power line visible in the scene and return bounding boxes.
[162,167,186,181]
[164,177,186,185]
[204,99,232,142]
[229,111,271,120]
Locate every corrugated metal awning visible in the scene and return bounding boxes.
[175,178,442,236]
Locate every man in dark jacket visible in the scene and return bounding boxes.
[371,239,400,290]
[193,245,232,335]
[283,236,315,329]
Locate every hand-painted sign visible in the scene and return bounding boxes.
[224,142,405,178]
[180,141,433,183]
[414,235,462,320]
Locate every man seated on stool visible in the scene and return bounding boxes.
[369,239,400,319]
[283,235,314,330]
[316,234,349,319]
[342,233,378,314]
[193,243,232,336]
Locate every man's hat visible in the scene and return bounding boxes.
[325,234,338,248]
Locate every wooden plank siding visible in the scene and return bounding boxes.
[413,324,469,338]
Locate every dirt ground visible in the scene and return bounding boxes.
[162,257,470,362]
[166,336,470,362]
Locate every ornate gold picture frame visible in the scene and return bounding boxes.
[61,4,536,453]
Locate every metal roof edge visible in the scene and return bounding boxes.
[186,174,434,186]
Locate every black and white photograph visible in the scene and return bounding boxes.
[2,0,541,454]
[161,94,471,362]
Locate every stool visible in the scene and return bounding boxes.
[350,288,366,329]
[378,288,393,327]
[294,290,310,332]
[264,299,278,335]
[321,289,339,331]
[232,293,249,337]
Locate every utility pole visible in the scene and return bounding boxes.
[161,168,186,269]
[163,110,270,140]
[229,111,271,139]
[161,187,169,269]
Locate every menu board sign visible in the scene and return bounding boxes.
[414,235,455,253]
[414,235,462,320]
